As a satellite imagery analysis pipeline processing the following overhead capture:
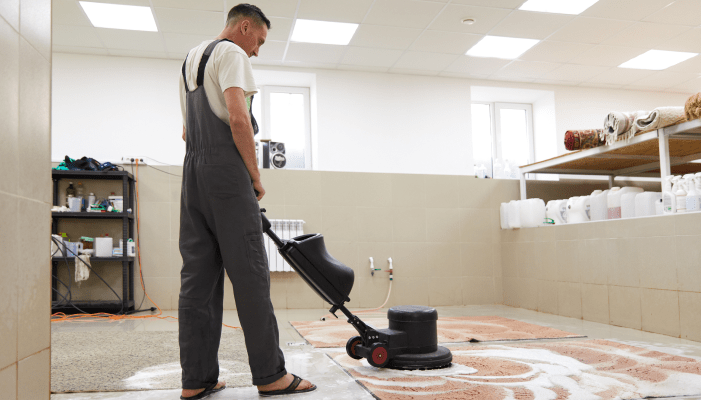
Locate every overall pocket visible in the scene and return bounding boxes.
[245,233,269,278]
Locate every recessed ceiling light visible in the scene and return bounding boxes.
[79,1,158,32]
[619,50,698,70]
[519,0,600,15]
[466,36,540,59]
[291,19,359,46]
[461,18,476,25]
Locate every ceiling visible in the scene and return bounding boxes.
[52,0,701,93]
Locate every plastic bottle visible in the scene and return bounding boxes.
[696,172,701,191]
[686,175,701,212]
[66,182,76,206]
[674,176,687,213]
[662,175,676,214]
[88,193,96,207]
[76,182,84,197]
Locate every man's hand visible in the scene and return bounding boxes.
[182,126,186,142]
[253,180,265,201]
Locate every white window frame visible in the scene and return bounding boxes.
[256,85,313,170]
[493,102,535,166]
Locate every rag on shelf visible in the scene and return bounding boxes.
[686,92,701,121]
[75,255,90,285]
[602,107,687,145]
[564,129,604,151]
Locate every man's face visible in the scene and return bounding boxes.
[239,20,267,58]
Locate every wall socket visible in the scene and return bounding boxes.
[121,156,147,165]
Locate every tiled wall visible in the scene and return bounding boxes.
[66,167,515,312]
[0,1,52,399]
[501,213,701,342]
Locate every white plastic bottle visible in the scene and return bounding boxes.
[662,175,676,214]
[674,176,687,213]
[686,175,701,212]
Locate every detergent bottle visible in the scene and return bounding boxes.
[674,176,687,213]
[686,174,701,212]
[662,175,676,214]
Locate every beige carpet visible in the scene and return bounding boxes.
[327,339,701,399]
[290,316,584,348]
[51,330,251,393]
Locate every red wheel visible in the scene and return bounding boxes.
[368,343,389,368]
[346,336,363,360]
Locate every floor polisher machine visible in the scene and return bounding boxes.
[261,209,452,370]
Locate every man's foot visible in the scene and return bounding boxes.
[258,373,314,393]
[181,381,226,399]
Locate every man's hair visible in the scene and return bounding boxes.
[226,4,271,29]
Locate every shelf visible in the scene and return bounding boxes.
[52,170,135,181]
[52,256,135,262]
[52,212,133,219]
[518,119,701,199]
[52,300,135,313]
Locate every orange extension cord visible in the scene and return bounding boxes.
[51,160,240,330]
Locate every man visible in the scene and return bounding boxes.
[178,4,316,399]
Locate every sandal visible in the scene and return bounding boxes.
[258,374,317,397]
[180,381,226,400]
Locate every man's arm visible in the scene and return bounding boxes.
[182,125,186,142]
[224,87,264,201]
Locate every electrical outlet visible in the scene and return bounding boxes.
[121,156,147,165]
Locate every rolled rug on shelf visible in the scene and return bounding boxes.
[602,110,645,145]
[564,129,604,151]
[633,106,687,134]
[686,92,701,121]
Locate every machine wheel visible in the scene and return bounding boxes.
[346,336,363,360]
[368,343,389,368]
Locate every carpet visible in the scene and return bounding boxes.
[686,92,701,121]
[564,129,604,151]
[290,316,584,348]
[327,339,701,399]
[51,330,251,393]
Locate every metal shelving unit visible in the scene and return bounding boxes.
[51,170,136,314]
[519,119,701,200]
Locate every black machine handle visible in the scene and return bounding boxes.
[261,209,285,248]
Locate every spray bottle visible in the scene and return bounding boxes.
[662,175,676,214]
[696,172,701,191]
[674,176,687,213]
[687,174,701,212]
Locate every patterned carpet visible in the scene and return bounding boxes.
[326,339,701,399]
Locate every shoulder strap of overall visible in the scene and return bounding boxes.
[196,38,234,88]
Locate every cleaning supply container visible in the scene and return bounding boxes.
[95,236,114,258]
[567,196,591,224]
[662,175,676,214]
[508,200,521,229]
[590,190,609,221]
[620,189,644,219]
[500,203,510,230]
[520,199,546,228]
[686,174,701,212]
[635,192,661,217]
[545,199,567,225]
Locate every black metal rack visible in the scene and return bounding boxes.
[51,170,136,314]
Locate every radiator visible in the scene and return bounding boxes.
[265,219,305,272]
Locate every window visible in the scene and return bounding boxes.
[251,86,312,170]
[471,102,534,179]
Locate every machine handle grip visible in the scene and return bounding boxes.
[261,209,284,248]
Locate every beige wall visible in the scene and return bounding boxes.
[501,213,701,342]
[0,0,52,399]
[66,167,514,312]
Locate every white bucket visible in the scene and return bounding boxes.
[95,237,114,258]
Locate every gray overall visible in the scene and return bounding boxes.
[178,39,286,389]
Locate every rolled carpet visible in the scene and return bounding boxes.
[602,110,644,145]
[564,129,604,151]
[686,92,701,121]
[633,106,686,134]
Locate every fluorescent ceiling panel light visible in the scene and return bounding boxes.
[519,0,600,15]
[466,36,539,59]
[291,19,359,45]
[79,1,158,32]
[619,50,698,70]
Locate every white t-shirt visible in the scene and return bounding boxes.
[179,40,258,126]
